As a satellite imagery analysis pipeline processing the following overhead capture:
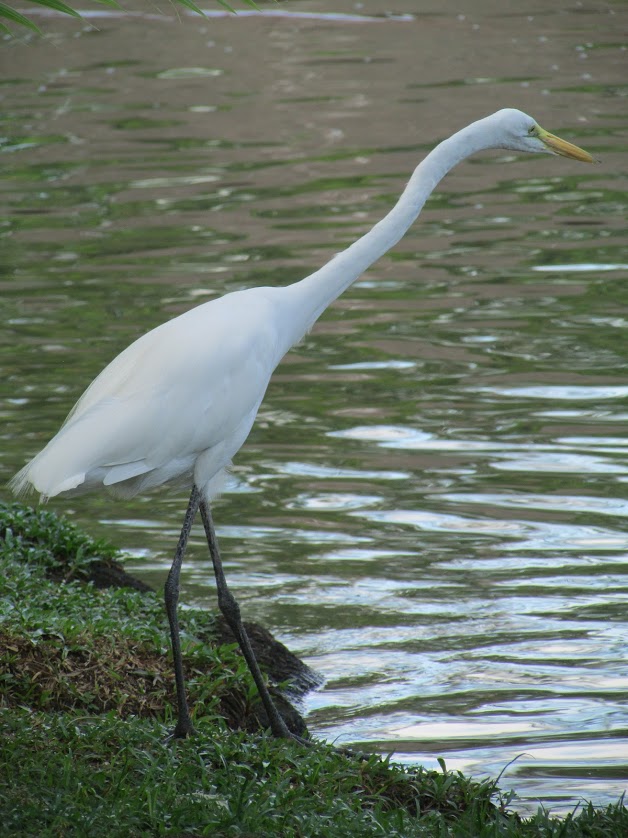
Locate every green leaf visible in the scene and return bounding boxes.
[173,0,208,18]
[0,2,42,32]
[0,0,266,36]
[27,0,83,19]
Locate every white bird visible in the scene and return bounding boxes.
[11,109,593,741]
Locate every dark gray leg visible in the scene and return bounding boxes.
[198,496,301,741]
[164,485,200,738]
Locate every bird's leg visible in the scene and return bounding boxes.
[198,497,299,741]
[164,485,201,738]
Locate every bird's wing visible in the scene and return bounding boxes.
[13,288,283,498]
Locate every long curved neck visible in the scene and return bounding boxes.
[276,114,496,354]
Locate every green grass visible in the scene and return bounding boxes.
[1,501,627,837]
[0,0,262,36]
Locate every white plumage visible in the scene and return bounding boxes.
[13,288,288,498]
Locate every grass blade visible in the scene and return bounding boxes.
[0,2,42,31]
[173,0,210,18]
[24,0,82,19]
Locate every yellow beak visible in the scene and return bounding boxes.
[536,126,594,163]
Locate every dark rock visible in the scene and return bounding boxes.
[86,559,153,592]
[83,554,320,734]
[214,616,323,698]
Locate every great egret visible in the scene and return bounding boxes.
[11,109,592,741]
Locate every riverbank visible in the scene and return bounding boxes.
[1,502,626,837]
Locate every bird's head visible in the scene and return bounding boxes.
[489,108,594,162]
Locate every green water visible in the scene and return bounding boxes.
[2,0,627,813]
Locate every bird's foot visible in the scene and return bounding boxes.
[291,732,314,747]
[269,720,313,747]
[165,717,197,741]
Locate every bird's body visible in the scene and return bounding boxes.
[11,109,592,740]
[17,287,290,499]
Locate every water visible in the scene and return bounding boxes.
[2,0,627,814]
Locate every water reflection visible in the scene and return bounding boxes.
[2,0,627,815]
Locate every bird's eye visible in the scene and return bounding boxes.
[528,125,537,136]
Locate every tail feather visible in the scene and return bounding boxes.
[9,456,85,501]
[9,464,36,498]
